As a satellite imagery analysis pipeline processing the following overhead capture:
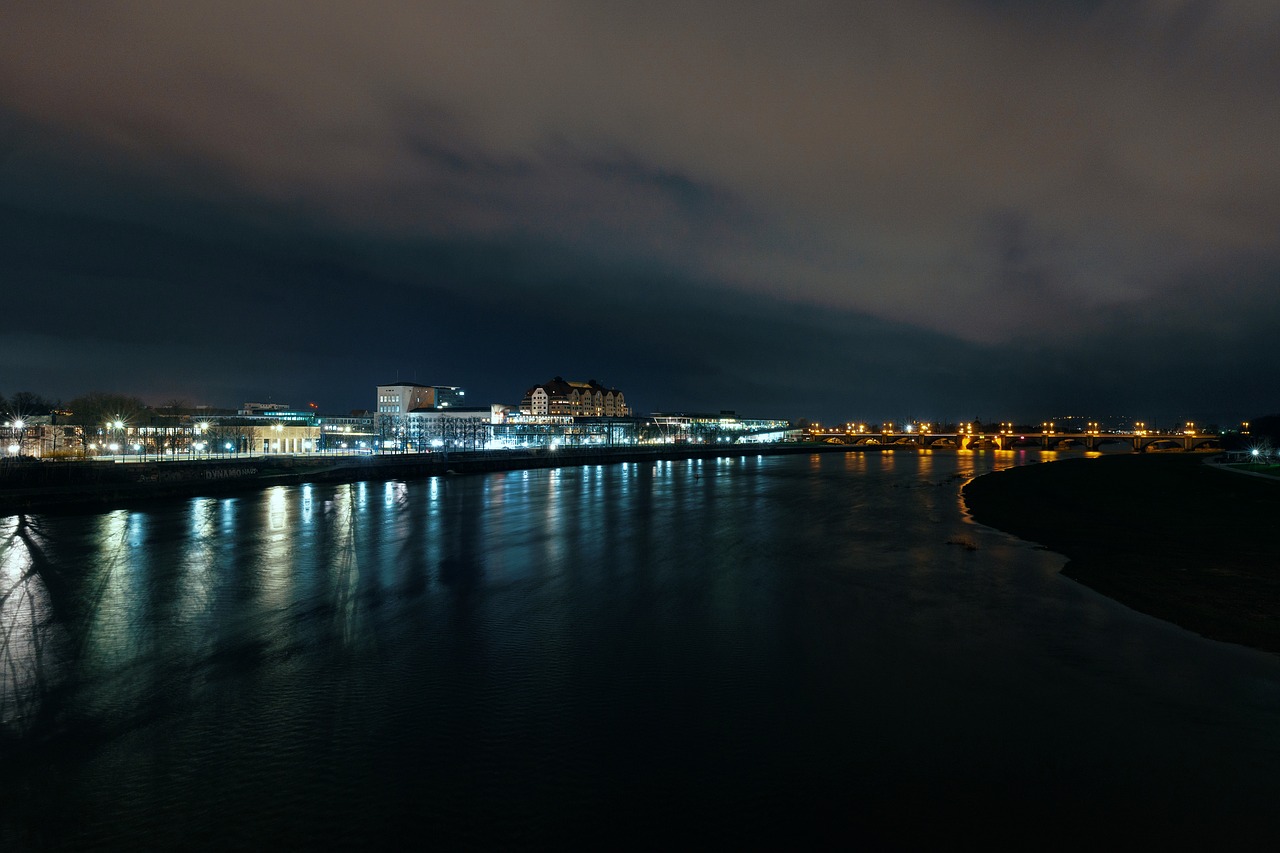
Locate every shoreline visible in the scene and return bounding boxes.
[963,453,1280,654]
[0,442,877,514]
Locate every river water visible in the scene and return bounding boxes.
[2,450,1278,848]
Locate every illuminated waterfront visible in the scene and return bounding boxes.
[3,451,1279,847]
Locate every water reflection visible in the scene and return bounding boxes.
[330,483,363,646]
[0,516,59,736]
[1,452,1278,848]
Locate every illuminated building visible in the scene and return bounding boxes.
[376,383,467,415]
[520,377,629,418]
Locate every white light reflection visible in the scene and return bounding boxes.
[77,510,149,720]
[174,498,219,653]
[268,487,288,531]
[261,487,295,608]
[0,516,64,737]
[544,469,564,567]
[329,484,364,646]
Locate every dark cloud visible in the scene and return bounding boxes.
[1,2,1277,421]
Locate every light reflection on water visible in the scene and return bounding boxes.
[0,517,56,735]
[1,451,1278,848]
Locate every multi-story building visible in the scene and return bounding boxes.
[240,402,293,416]
[376,383,467,415]
[520,377,628,418]
[375,383,474,450]
[402,407,499,451]
[649,411,791,444]
[319,412,377,452]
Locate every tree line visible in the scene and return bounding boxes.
[2,390,152,425]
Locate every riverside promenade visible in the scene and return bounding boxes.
[0,442,873,513]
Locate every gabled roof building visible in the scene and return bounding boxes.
[520,377,629,418]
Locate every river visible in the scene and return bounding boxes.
[2,450,1278,847]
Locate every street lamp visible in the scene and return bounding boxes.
[195,422,209,459]
[8,419,25,457]
[106,418,126,459]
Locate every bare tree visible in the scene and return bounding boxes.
[161,398,191,417]
[206,423,257,455]
[6,391,57,417]
[64,392,148,453]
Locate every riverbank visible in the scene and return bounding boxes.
[963,453,1280,653]
[0,442,875,514]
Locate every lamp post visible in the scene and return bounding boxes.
[194,422,208,459]
[108,418,125,460]
[9,419,25,457]
[5,418,23,459]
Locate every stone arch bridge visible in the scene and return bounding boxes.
[812,430,1220,452]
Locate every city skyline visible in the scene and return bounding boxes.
[0,380,1251,436]
[3,3,1278,424]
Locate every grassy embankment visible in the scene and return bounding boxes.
[963,453,1280,653]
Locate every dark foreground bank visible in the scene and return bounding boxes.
[964,454,1280,653]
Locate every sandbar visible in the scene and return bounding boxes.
[963,453,1280,653]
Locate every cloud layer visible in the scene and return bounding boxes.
[2,1,1277,422]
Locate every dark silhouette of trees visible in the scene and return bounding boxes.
[63,392,148,453]
[64,392,148,426]
[160,398,192,417]
[206,423,258,455]
[1247,414,1280,445]
[4,391,57,417]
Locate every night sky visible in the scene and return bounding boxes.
[2,1,1277,425]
